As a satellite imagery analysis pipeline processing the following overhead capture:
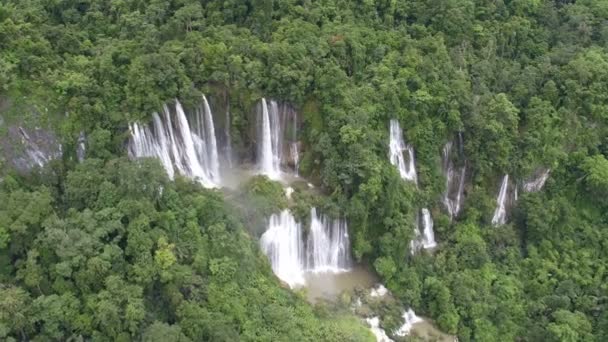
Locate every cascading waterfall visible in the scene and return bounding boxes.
[76,131,86,162]
[128,97,221,188]
[196,95,220,182]
[260,210,306,287]
[442,141,466,219]
[394,309,423,337]
[307,208,352,272]
[259,208,352,287]
[410,227,422,255]
[258,98,282,179]
[410,209,436,253]
[290,111,300,176]
[420,208,437,249]
[366,317,393,342]
[492,174,509,225]
[458,131,464,156]
[389,119,417,184]
[290,143,299,176]
[365,284,424,340]
[224,102,233,167]
[523,168,550,192]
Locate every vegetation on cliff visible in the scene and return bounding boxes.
[1,0,608,340]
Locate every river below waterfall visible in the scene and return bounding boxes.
[299,264,454,341]
[303,264,377,303]
[407,320,455,342]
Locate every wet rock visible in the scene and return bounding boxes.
[1,125,62,174]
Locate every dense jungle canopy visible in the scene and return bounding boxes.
[1,0,608,341]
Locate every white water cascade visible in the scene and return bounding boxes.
[224,102,233,168]
[410,209,437,253]
[128,97,221,188]
[289,110,300,176]
[257,98,301,178]
[394,309,423,337]
[76,131,86,162]
[389,119,417,184]
[420,208,437,249]
[492,174,510,225]
[442,141,466,219]
[290,143,300,176]
[259,210,306,287]
[260,208,352,287]
[523,168,550,192]
[196,95,220,181]
[258,98,282,179]
[365,284,425,341]
[308,208,352,272]
[410,226,422,255]
[366,317,393,342]
[291,109,300,175]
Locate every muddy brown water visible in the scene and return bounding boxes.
[302,265,378,303]
[300,265,455,341]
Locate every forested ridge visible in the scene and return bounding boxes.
[1,0,608,341]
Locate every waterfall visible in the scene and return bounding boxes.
[258,98,282,179]
[197,95,220,183]
[128,98,221,188]
[367,309,422,341]
[442,142,466,219]
[307,208,352,272]
[290,143,299,176]
[523,168,550,192]
[458,131,464,156]
[410,212,423,255]
[224,102,233,168]
[411,209,436,253]
[290,110,300,175]
[260,210,306,287]
[492,174,509,225]
[259,208,352,287]
[370,284,389,297]
[420,208,437,249]
[389,119,417,183]
[366,317,394,342]
[394,309,423,337]
[76,131,86,162]
[257,99,301,177]
[410,227,422,255]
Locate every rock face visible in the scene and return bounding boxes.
[0,99,62,174]
[1,125,62,174]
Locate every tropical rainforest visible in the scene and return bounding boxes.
[1,0,608,341]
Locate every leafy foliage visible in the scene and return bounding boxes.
[1,0,608,340]
[0,159,373,341]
